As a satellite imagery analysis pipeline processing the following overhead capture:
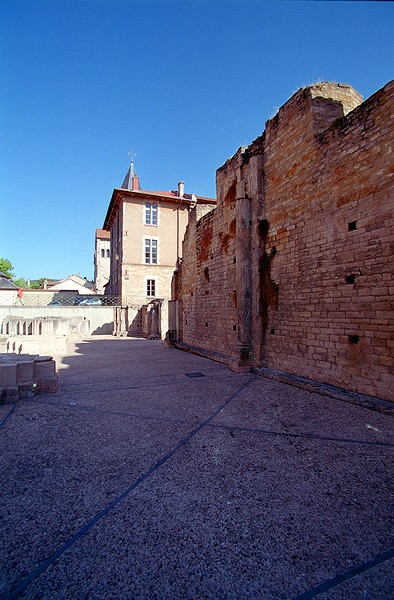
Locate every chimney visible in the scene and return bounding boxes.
[132,174,140,190]
[178,181,184,197]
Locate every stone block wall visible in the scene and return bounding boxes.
[113,300,168,339]
[261,81,393,401]
[0,306,114,337]
[0,354,58,402]
[176,80,393,401]
[180,202,238,358]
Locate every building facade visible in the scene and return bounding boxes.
[172,81,393,402]
[103,162,215,333]
[94,229,111,294]
[47,274,95,295]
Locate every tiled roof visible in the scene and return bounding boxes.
[0,277,19,290]
[104,186,216,230]
[96,228,110,239]
[117,188,215,204]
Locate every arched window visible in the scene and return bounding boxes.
[106,249,110,257]
[101,249,105,257]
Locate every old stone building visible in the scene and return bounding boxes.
[94,228,111,294]
[103,161,215,335]
[172,80,393,402]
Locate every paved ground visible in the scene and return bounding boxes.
[0,336,393,600]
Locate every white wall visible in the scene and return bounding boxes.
[0,306,114,335]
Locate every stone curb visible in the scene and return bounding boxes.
[254,367,393,415]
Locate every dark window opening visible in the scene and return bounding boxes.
[348,221,357,231]
[348,335,360,344]
[345,274,356,284]
[147,279,156,297]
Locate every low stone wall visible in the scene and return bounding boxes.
[5,336,68,356]
[0,306,114,336]
[0,354,58,402]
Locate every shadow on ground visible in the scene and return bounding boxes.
[0,336,393,599]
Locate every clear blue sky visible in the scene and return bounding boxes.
[1,0,393,281]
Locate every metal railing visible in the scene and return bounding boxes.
[0,293,121,307]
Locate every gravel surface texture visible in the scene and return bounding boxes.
[0,337,392,599]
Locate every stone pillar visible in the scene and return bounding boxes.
[34,356,58,393]
[235,193,252,367]
[141,306,148,337]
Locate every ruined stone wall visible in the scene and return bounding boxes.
[177,80,393,401]
[180,202,238,357]
[262,81,393,400]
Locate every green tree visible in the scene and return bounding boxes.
[30,278,46,289]
[0,258,14,278]
[13,277,31,288]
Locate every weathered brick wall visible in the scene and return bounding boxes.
[180,202,238,357]
[262,81,393,401]
[178,80,393,401]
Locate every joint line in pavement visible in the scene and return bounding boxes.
[0,404,16,430]
[292,547,394,600]
[7,376,254,599]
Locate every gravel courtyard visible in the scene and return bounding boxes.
[0,337,393,599]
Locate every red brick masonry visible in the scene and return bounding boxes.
[176,81,393,402]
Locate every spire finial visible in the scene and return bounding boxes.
[128,150,136,163]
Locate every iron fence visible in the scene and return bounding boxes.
[0,293,122,307]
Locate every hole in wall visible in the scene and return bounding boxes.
[270,328,276,334]
[348,221,357,231]
[348,335,360,344]
[258,219,270,239]
[345,274,356,284]
[233,324,236,331]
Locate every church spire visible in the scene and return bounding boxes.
[121,156,141,190]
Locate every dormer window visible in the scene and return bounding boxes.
[145,203,158,226]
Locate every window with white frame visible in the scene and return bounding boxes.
[145,238,158,264]
[147,279,156,297]
[145,203,158,226]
